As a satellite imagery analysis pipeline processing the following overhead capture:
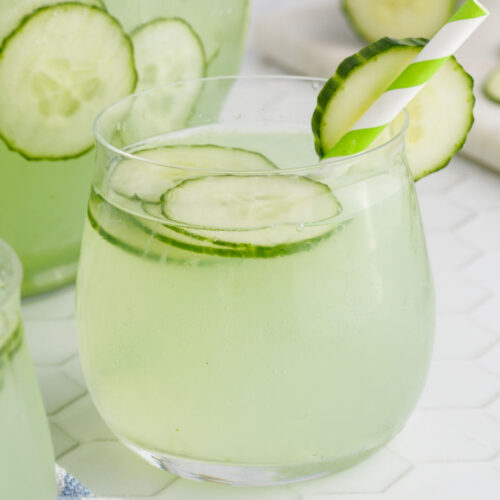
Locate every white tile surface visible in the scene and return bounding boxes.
[21,1,500,498]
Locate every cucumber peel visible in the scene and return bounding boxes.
[313,37,475,181]
[342,0,457,42]
[484,68,500,104]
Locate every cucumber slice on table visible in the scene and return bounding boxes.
[0,0,105,44]
[110,145,277,203]
[0,4,136,160]
[484,68,500,104]
[313,37,474,180]
[132,18,205,92]
[342,0,457,42]
[160,175,342,256]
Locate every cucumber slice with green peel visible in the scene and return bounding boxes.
[161,175,342,253]
[0,4,136,160]
[110,145,277,203]
[0,0,105,44]
[132,18,205,92]
[342,0,457,42]
[484,68,500,104]
[313,37,475,181]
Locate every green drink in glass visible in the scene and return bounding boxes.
[0,0,248,296]
[76,77,435,485]
[0,239,56,499]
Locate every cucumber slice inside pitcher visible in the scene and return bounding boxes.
[131,18,205,92]
[313,37,474,180]
[0,3,136,160]
[0,0,105,44]
[342,0,457,42]
[110,145,277,203]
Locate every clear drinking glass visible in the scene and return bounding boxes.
[76,76,435,486]
[0,240,56,499]
[0,0,249,296]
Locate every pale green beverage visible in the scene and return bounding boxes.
[76,77,435,485]
[0,0,248,296]
[0,240,56,499]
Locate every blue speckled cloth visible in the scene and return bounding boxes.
[56,465,94,498]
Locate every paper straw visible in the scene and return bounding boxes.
[324,0,489,158]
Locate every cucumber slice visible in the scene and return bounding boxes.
[161,175,342,254]
[342,0,457,42]
[0,4,136,160]
[484,68,500,104]
[0,0,105,44]
[313,37,474,180]
[110,145,277,203]
[132,18,205,92]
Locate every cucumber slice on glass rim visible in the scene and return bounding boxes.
[313,37,474,180]
[342,0,457,42]
[110,144,277,203]
[484,67,500,104]
[0,3,136,160]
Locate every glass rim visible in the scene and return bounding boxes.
[0,239,22,310]
[93,75,409,175]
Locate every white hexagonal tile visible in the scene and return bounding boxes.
[479,342,500,378]
[35,366,86,415]
[59,441,175,497]
[419,361,499,409]
[415,159,467,194]
[61,354,87,388]
[433,315,498,360]
[383,463,500,500]
[473,295,500,334]
[425,233,480,273]
[459,212,500,253]
[22,285,75,321]
[50,422,77,459]
[465,253,500,295]
[51,394,115,443]
[418,195,474,232]
[451,167,500,211]
[154,479,299,500]
[390,410,500,462]
[486,395,500,422]
[24,319,78,366]
[433,272,490,313]
[290,449,410,496]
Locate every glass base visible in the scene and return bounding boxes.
[22,260,78,297]
[124,439,383,486]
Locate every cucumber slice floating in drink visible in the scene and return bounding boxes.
[0,4,136,160]
[313,37,474,180]
[484,68,500,104]
[342,0,457,42]
[131,18,205,92]
[111,145,277,203]
[160,175,342,256]
[0,0,106,44]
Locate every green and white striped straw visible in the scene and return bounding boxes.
[324,0,489,158]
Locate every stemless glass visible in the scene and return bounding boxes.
[0,0,249,296]
[0,240,56,499]
[76,77,435,486]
